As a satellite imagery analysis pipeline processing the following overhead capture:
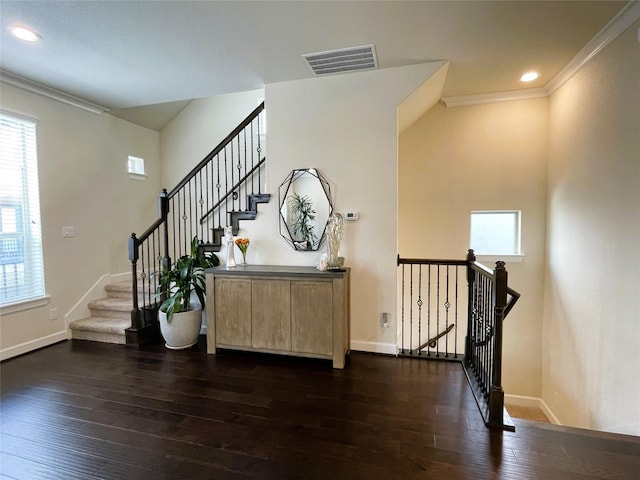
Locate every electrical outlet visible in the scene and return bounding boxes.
[62,226,75,238]
[49,308,58,320]
[380,312,390,328]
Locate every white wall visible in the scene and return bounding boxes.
[398,99,548,398]
[163,63,444,352]
[544,19,640,435]
[0,83,160,359]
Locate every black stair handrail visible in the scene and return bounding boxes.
[126,102,266,347]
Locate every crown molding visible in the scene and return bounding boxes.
[442,1,640,108]
[545,0,640,94]
[0,70,108,115]
[441,88,547,108]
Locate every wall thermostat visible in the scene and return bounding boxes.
[345,212,359,221]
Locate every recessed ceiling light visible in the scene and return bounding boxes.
[520,71,539,83]
[10,26,41,42]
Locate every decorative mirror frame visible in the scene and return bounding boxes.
[278,168,333,251]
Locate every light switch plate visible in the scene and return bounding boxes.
[62,226,75,238]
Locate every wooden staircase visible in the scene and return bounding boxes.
[68,280,141,344]
[72,103,268,345]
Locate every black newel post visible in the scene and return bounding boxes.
[128,232,141,330]
[159,189,171,286]
[465,249,476,361]
[489,260,507,425]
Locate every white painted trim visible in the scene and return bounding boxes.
[443,2,640,107]
[128,172,148,181]
[351,341,397,355]
[0,295,50,315]
[476,254,525,264]
[0,331,67,361]
[505,394,562,425]
[442,88,547,108]
[0,70,108,114]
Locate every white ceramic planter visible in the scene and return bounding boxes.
[158,304,202,350]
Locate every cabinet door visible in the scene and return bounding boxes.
[251,280,291,351]
[215,278,251,347]
[291,281,332,356]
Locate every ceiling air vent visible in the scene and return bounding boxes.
[302,44,378,76]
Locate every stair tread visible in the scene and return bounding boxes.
[69,316,129,334]
[109,280,149,298]
[88,297,134,311]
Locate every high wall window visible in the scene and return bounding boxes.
[127,155,146,180]
[0,112,45,306]
[470,210,521,256]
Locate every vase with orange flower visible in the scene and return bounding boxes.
[235,238,250,265]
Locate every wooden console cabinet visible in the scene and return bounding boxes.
[205,265,350,368]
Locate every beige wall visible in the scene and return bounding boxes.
[544,19,640,435]
[0,84,160,358]
[399,99,548,398]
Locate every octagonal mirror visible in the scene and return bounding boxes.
[279,168,332,251]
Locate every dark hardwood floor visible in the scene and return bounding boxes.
[1,339,638,479]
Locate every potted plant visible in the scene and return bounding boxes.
[289,192,317,249]
[156,236,218,349]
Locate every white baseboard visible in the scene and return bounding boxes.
[64,272,131,327]
[505,393,562,425]
[350,341,397,355]
[1,331,68,361]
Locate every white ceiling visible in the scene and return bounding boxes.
[0,1,628,130]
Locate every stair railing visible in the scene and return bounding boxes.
[397,249,520,430]
[126,102,266,346]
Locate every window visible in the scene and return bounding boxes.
[0,112,45,306]
[470,210,521,256]
[128,155,146,180]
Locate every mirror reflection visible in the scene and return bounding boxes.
[279,169,332,251]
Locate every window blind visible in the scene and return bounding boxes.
[0,111,45,305]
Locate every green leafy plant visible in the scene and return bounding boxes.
[289,193,317,246]
[156,236,219,322]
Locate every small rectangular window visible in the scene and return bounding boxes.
[470,210,521,255]
[128,155,146,180]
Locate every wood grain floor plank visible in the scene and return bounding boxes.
[1,339,639,480]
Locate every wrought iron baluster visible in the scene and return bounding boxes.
[409,264,414,354]
[445,265,451,357]
[257,112,262,192]
[427,265,431,355]
[454,266,459,356]
[417,265,422,356]
[250,119,255,194]
[236,134,241,211]
[436,265,440,355]
[401,263,405,354]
